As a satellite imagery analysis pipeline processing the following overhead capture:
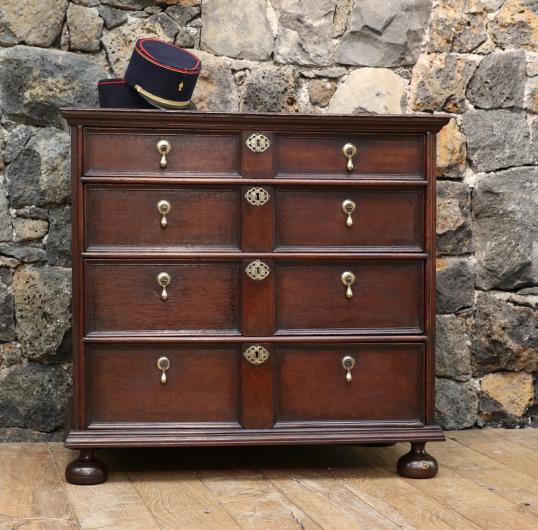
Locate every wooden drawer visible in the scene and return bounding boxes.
[275,343,424,423]
[84,261,240,335]
[275,261,424,334]
[276,135,424,179]
[83,129,241,176]
[86,344,240,425]
[85,185,240,251]
[274,187,424,251]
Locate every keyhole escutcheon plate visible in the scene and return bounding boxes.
[245,260,271,281]
[243,345,270,365]
[245,187,270,207]
[246,133,271,153]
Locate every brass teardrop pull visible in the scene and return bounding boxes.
[157,200,171,229]
[342,199,356,228]
[156,139,171,169]
[157,356,170,384]
[342,143,357,172]
[342,355,355,383]
[341,271,356,299]
[156,272,171,301]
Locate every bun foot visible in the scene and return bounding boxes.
[397,442,438,479]
[65,449,108,485]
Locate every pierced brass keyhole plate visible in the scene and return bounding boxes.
[243,345,270,365]
[245,187,270,207]
[245,260,270,281]
[246,133,271,153]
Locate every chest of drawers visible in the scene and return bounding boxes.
[61,110,450,484]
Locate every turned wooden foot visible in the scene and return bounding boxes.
[397,442,438,479]
[65,449,108,485]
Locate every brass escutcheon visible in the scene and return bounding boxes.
[156,356,170,384]
[157,200,171,229]
[156,272,171,301]
[341,355,356,383]
[245,187,270,207]
[243,345,270,365]
[245,260,270,281]
[246,133,271,153]
[342,199,356,228]
[342,143,357,172]
[341,271,356,299]
[156,139,171,168]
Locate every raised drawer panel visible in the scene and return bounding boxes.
[275,343,424,422]
[275,261,424,334]
[87,344,240,425]
[83,130,241,176]
[276,135,424,178]
[85,186,240,251]
[275,187,424,251]
[84,261,241,335]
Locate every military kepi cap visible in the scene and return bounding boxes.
[125,38,201,109]
[98,79,154,108]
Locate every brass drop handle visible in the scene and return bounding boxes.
[156,139,171,168]
[156,356,170,384]
[342,355,356,383]
[157,200,171,229]
[156,272,171,301]
[342,143,357,172]
[341,271,356,299]
[342,199,356,227]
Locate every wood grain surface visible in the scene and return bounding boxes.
[4,430,537,529]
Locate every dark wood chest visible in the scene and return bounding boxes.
[62,110,449,484]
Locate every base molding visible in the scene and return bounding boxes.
[65,424,445,448]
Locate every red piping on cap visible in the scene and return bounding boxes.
[135,38,201,74]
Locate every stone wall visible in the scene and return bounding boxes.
[0,0,536,440]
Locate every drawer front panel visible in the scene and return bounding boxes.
[275,261,424,334]
[83,130,241,175]
[87,344,240,424]
[85,261,240,334]
[276,135,423,178]
[275,188,424,251]
[85,186,240,251]
[276,343,424,422]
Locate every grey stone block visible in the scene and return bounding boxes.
[462,109,535,172]
[436,258,475,314]
[471,291,538,376]
[473,167,538,290]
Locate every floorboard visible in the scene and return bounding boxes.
[1,430,536,530]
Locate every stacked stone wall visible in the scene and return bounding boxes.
[0,0,536,439]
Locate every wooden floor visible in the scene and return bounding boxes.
[1,429,538,530]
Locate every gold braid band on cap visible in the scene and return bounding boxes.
[134,85,192,108]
